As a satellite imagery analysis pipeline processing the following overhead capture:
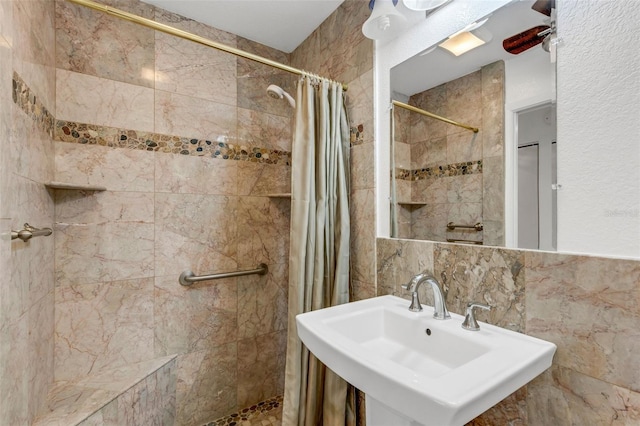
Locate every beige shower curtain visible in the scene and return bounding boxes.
[282,75,351,426]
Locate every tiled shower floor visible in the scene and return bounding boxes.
[203,395,282,426]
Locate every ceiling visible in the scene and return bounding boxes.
[141,0,346,53]
[392,0,552,96]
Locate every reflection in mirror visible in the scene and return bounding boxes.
[389,0,556,249]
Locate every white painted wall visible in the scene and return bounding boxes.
[376,0,640,259]
[556,0,640,258]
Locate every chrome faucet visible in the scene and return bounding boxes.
[401,272,451,320]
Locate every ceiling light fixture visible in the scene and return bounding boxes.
[439,19,493,57]
[362,0,408,41]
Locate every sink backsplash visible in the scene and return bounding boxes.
[376,238,640,425]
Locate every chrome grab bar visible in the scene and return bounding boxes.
[179,263,268,286]
[446,222,483,232]
[11,223,53,242]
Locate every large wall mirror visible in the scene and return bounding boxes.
[389,0,556,250]
[375,0,640,259]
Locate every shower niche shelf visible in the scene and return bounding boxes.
[45,181,107,191]
[267,193,291,198]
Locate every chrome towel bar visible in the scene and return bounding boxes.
[446,222,484,232]
[179,263,268,286]
[11,223,53,242]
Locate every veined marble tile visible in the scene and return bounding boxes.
[33,382,119,426]
[237,73,295,119]
[54,278,155,382]
[0,308,29,425]
[56,69,154,132]
[393,107,411,145]
[394,141,410,170]
[55,222,154,286]
[395,179,411,202]
[55,0,155,88]
[447,174,483,204]
[237,196,290,269]
[351,143,374,191]
[155,31,236,106]
[481,61,505,159]
[345,69,374,145]
[237,330,287,408]
[412,176,447,204]
[482,155,504,222]
[155,90,237,143]
[89,358,177,426]
[0,0,12,45]
[175,344,237,425]
[237,262,288,339]
[55,190,154,224]
[410,84,447,142]
[446,130,483,165]
[154,274,237,356]
[28,290,55,423]
[155,153,237,195]
[525,251,640,392]
[376,238,435,298]
[411,203,448,242]
[446,70,482,136]
[467,387,527,426]
[351,279,376,302]
[10,102,55,184]
[237,107,292,152]
[411,138,447,170]
[7,175,55,315]
[527,366,640,425]
[237,37,289,79]
[237,162,290,196]
[55,142,154,192]
[154,193,238,277]
[154,7,237,104]
[74,355,177,393]
[434,244,525,331]
[12,0,56,112]
[350,188,375,284]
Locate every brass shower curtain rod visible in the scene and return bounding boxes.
[392,100,479,133]
[67,0,347,91]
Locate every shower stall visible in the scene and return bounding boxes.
[1,0,297,424]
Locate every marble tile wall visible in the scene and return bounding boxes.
[53,0,292,424]
[33,356,177,426]
[377,237,640,424]
[291,0,375,302]
[394,62,504,246]
[0,0,56,424]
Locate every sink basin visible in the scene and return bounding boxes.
[296,295,556,426]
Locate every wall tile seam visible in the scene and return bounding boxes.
[13,71,292,166]
[395,160,483,181]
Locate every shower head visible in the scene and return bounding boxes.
[266,84,296,108]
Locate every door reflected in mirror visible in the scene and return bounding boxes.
[389,0,556,249]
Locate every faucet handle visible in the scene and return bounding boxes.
[461,302,491,331]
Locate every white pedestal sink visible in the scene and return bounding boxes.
[296,295,556,426]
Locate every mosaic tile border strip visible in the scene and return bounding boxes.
[12,72,291,166]
[55,120,291,165]
[203,395,282,426]
[395,160,482,181]
[12,72,55,138]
